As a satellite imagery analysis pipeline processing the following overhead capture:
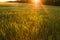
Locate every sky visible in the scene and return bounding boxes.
[0,0,16,2]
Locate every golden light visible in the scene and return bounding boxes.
[34,0,39,3]
[32,0,40,4]
[0,0,16,2]
[32,0,40,9]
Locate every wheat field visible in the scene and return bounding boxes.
[0,3,60,40]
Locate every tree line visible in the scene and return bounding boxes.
[41,0,60,6]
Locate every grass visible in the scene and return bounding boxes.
[0,3,60,40]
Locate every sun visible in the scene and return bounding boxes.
[34,0,39,3]
[0,0,16,2]
[32,0,40,4]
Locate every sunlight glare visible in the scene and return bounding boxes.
[32,0,39,4]
[35,0,38,3]
[32,0,40,10]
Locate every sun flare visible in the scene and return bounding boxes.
[35,0,39,3]
[32,0,40,4]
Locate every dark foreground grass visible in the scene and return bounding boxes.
[0,3,60,40]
